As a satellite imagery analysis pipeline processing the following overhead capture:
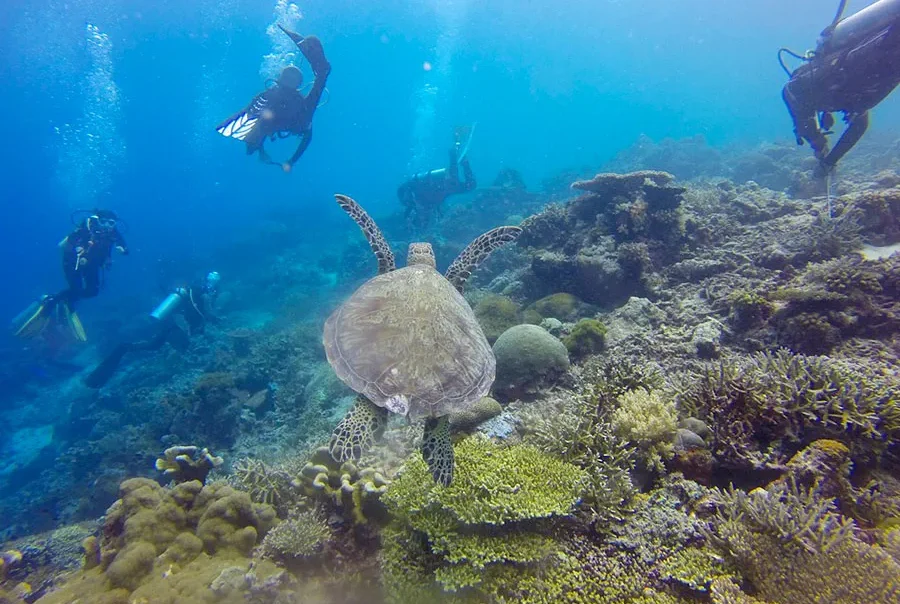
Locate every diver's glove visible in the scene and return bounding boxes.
[116,245,127,254]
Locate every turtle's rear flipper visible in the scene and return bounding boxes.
[422,417,454,486]
[329,397,388,462]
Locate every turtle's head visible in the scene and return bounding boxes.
[407,242,436,268]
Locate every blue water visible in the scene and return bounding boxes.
[2,0,897,330]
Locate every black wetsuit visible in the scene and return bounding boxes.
[398,147,477,229]
[783,15,900,170]
[58,222,128,307]
[237,33,331,167]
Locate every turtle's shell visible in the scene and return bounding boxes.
[324,264,495,421]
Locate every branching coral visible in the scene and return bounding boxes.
[707,479,900,603]
[260,509,331,560]
[678,349,900,469]
[230,457,300,514]
[379,435,585,601]
[611,388,678,473]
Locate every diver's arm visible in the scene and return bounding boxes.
[782,84,829,160]
[287,128,313,167]
[114,231,129,255]
[823,111,869,169]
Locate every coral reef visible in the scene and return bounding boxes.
[35,478,280,602]
[448,396,503,432]
[492,324,570,400]
[260,509,331,560]
[561,318,607,357]
[379,435,585,601]
[611,388,678,473]
[155,445,223,484]
[473,294,521,343]
[678,349,900,471]
[707,479,900,603]
[298,447,390,525]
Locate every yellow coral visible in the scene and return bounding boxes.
[611,388,678,472]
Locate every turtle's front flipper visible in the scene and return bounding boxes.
[422,417,454,486]
[329,397,388,462]
[445,226,522,293]
[334,194,396,275]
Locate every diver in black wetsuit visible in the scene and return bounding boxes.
[12,209,129,342]
[398,131,477,230]
[782,0,900,176]
[84,272,221,388]
[217,25,331,172]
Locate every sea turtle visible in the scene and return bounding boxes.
[324,194,521,486]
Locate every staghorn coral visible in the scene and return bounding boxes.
[260,509,331,560]
[298,447,390,525]
[155,445,223,484]
[380,435,585,601]
[678,349,900,470]
[707,479,900,604]
[611,388,678,473]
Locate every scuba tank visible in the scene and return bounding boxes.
[150,289,187,321]
[819,0,900,54]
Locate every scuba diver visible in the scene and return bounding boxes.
[781,0,900,177]
[12,209,129,342]
[217,25,331,173]
[398,126,477,231]
[84,271,221,389]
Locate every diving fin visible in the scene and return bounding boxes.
[454,123,476,164]
[216,111,259,141]
[59,301,88,342]
[12,296,53,338]
[84,343,131,389]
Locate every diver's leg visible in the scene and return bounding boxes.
[83,266,101,299]
[460,158,476,192]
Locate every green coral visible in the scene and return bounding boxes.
[529,292,583,321]
[380,435,585,601]
[562,318,607,357]
[473,294,521,343]
[727,289,772,331]
[448,396,503,432]
[658,547,737,593]
[611,388,678,473]
[679,349,900,469]
[707,480,900,603]
[298,446,390,524]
